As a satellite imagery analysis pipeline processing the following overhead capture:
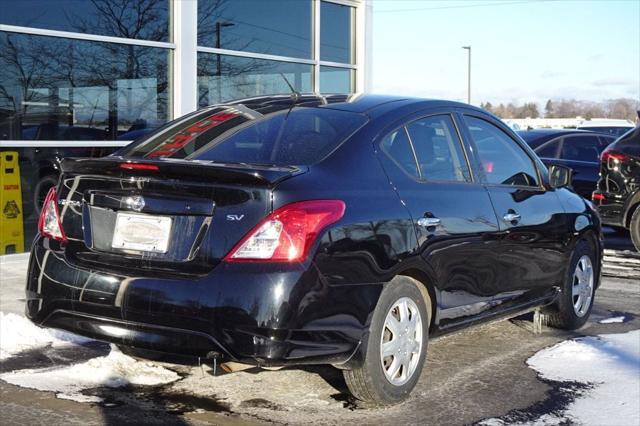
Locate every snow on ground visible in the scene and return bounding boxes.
[599,316,627,324]
[0,312,181,402]
[0,312,91,359]
[482,330,640,426]
[1,347,181,402]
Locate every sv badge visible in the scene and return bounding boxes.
[226,214,245,221]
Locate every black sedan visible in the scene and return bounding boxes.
[518,129,616,199]
[28,94,602,405]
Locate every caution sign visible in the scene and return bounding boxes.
[0,151,24,254]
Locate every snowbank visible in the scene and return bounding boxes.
[0,312,181,402]
[527,330,640,425]
[0,312,91,359]
[1,347,181,402]
[482,330,640,425]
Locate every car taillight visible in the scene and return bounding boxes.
[38,187,67,242]
[601,150,628,169]
[592,192,604,202]
[224,200,346,263]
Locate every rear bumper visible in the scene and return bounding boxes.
[592,191,626,227]
[26,238,383,367]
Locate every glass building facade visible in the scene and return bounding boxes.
[0,0,371,253]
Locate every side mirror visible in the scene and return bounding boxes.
[548,164,573,189]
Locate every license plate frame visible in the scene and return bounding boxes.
[111,212,172,253]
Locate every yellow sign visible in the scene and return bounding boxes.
[0,151,25,254]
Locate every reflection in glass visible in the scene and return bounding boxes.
[320,66,353,94]
[197,53,312,106]
[0,33,170,140]
[0,0,170,41]
[320,1,354,64]
[198,0,312,59]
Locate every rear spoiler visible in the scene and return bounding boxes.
[60,157,305,187]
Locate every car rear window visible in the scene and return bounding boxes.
[121,106,368,166]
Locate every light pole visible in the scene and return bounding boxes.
[216,21,235,76]
[462,46,471,104]
[215,21,235,103]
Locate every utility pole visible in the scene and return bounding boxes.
[462,46,471,104]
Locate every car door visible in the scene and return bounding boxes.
[376,112,503,327]
[459,113,568,305]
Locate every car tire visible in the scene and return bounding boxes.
[343,276,431,406]
[630,207,640,252]
[33,175,58,215]
[543,239,597,330]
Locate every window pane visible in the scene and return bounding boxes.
[406,115,471,182]
[197,53,313,106]
[0,33,170,141]
[535,139,561,159]
[560,136,601,162]
[320,1,354,64]
[320,66,353,93]
[123,107,367,166]
[198,0,312,59]
[465,116,539,187]
[381,128,419,178]
[0,0,169,41]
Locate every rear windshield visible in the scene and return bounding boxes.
[120,106,368,166]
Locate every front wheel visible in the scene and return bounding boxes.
[343,276,430,406]
[543,239,597,330]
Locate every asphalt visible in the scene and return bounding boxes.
[0,232,638,425]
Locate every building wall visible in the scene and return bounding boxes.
[0,0,369,253]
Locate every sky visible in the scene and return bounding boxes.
[371,0,640,106]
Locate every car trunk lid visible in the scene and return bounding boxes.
[57,156,305,275]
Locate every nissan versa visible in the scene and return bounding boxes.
[27,94,602,405]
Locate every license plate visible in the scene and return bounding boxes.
[111,212,172,253]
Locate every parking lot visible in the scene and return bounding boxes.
[0,229,638,426]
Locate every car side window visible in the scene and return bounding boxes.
[405,115,471,182]
[535,138,562,159]
[599,135,616,149]
[559,135,601,162]
[380,127,419,178]
[465,116,539,187]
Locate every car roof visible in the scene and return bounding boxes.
[516,128,609,147]
[517,128,596,139]
[222,93,474,115]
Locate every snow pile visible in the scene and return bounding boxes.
[527,330,640,425]
[0,312,91,359]
[599,316,626,324]
[0,347,181,402]
[482,330,640,425]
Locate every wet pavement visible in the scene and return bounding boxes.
[0,233,638,425]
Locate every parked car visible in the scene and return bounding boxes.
[592,127,640,251]
[576,119,635,137]
[518,129,616,199]
[27,94,602,406]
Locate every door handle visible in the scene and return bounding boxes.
[417,217,441,227]
[503,212,521,224]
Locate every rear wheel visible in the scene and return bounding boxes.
[630,207,640,252]
[543,239,597,330]
[343,276,430,406]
